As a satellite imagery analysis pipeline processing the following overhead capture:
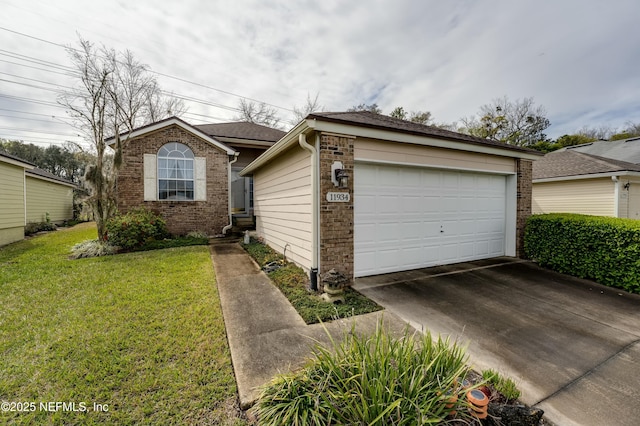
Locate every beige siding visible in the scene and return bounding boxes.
[25,176,73,223]
[253,145,312,270]
[0,162,26,245]
[0,162,26,229]
[355,138,516,173]
[532,178,615,216]
[624,179,640,219]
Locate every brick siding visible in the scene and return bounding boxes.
[116,125,229,236]
[319,133,356,286]
[516,158,533,257]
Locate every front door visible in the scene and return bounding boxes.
[231,168,251,215]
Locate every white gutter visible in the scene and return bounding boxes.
[612,175,620,217]
[222,153,240,235]
[298,134,319,277]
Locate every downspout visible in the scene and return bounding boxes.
[222,153,240,235]
[298,133,319,290]
[612,175,619,217]
[23,171,27,226]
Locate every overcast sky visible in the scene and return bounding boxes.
[2,0,640,148]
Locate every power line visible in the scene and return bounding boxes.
[0,114,68,125]
[0,26,296,113]
[0,126,80,138]
[0,58,76,77]
[0,71,74,89]
[0,93,63,108]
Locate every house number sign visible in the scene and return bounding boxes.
[326,192,350,202]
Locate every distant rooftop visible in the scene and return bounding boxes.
[560,137,640,164]
[533,150,640,180]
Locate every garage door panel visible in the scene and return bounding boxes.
[355,163,507,277]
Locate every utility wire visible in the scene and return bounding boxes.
[0,26,296,112]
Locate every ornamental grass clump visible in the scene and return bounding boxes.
[253,321,475,425]
[69,239,118,259]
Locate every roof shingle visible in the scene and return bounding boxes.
[533,150,640,180]
[308,111,542,155]
[195,122,285,143]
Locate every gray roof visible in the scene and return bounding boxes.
[559,137,640,164]
[0,150,36,167]
[195,122,285,143]
[308,111,543,155]
[26,167,76,186]
[533,150,640,180]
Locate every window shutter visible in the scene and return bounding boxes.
[194,157,206,201]
[143,154,157,201]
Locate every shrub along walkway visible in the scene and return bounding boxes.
[209,239,409,409]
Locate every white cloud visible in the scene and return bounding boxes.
[2,0,640,145]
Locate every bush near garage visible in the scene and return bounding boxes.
[105,208,169,250]
[524,213,640,294]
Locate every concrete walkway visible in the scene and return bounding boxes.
[209,239,409,409]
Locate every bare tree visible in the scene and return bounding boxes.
[291,93,323,124]
[58,37,182,239]
[576,125,615,141]
[460,96,550,146]
[234,99,282,129]
[348,103,382,114]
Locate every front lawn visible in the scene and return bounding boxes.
[0,223,245,425]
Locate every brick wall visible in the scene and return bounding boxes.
[319,133,356,286]
[516,158,533,257]
[116,125,229,236]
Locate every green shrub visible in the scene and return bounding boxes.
[24,221,57,236]
[70,239,118,259]
[253,322,475,425]
[525,213,640,293]
[482,369,521,402]
[105,208,169,250]
[242,238,284,266]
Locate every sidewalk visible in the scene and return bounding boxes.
[209,238,409,408]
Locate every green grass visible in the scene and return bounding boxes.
[242,240,382,324]
[0,223,245,425]
[482,369,522,402]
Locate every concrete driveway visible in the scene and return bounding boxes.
[354,257,640,426]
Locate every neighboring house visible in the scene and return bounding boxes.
[558,136,640,163]
[25,168,75,224]
[110,117,282,236]
[532,150,640,218]
[0,151,75,246]
[241,111,542,281]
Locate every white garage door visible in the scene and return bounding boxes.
[354,163,506,277]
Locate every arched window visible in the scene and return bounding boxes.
[157,142,194,200]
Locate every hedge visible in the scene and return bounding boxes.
[524,213,640,294]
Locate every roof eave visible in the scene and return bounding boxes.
[25,171,76,187]
[240,119,310,176]
[106,117,237,156]
[308,118,542,160]
[533,171,640,183]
